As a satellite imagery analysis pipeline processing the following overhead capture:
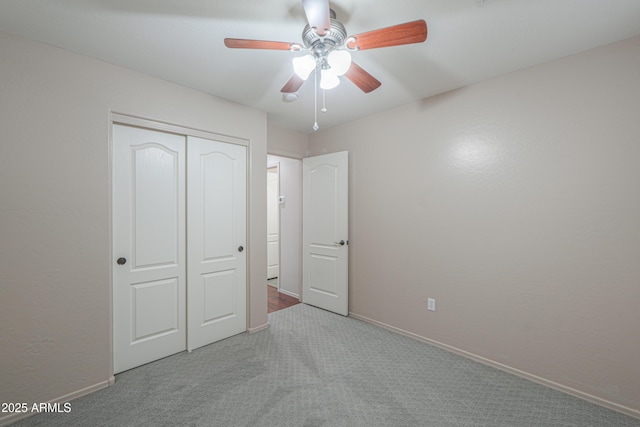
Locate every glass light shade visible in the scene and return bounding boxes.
[320,68,340,90]
[327,50,352,76]
[292,54,316,80]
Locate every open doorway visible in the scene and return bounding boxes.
[266,155,302,313]
[266,164,280,286]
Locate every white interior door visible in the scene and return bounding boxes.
[187,136,247,352]
[302,151,349,316]
[267,165,280,280]
[112,125,187,373]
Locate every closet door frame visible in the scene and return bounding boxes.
[108,113,250,380]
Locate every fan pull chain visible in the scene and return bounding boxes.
[312,66,319,131]
[321,89,327,113]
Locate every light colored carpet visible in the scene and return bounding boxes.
[13,304,640,426]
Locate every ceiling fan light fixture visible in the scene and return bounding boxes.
[224,1,428,131]
[327,50,351,76]
[320,68,340,90]
[293,54,316,80]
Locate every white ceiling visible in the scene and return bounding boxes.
[1,0,639,133]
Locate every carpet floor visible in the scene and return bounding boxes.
[13,304,640,426]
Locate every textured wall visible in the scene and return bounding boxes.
[308,36,640,415]
[0,30,267,422]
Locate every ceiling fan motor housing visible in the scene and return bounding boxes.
[302,11,348,55]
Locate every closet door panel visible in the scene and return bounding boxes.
[113,125,187,374]
[187,136,247,351]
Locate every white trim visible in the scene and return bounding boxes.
[0,379,111,426]
[278,288,300,300]
[107,117,115,381]
[349,311,640,420]
[266,161,280,288]
[111,113,249,147]
[266,148,306,160]
[247,322,270,334]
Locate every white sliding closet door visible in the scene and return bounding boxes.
[113,124,247,373]
[187,136,247,351]
[112,125,187,374]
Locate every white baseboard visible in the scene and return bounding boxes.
[0,379,111,426]
[349,311,640,420]
[247,322,270,334]
[278,288,300,299]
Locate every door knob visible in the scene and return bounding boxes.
[334,240,345,246]
[116,257,127,265]
[238,246,244,252]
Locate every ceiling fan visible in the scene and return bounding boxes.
[224,0,427,97]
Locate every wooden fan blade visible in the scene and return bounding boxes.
[302,0,331,36]
[344,62,381,93]
[224,38,293,50]
[281,75,305,93]
[346,20,427,51]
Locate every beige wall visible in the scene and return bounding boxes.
[0,30,267,422]
[309,36,640,415]
[267,122,309,159]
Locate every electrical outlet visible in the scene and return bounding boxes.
[427,298,436,312]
